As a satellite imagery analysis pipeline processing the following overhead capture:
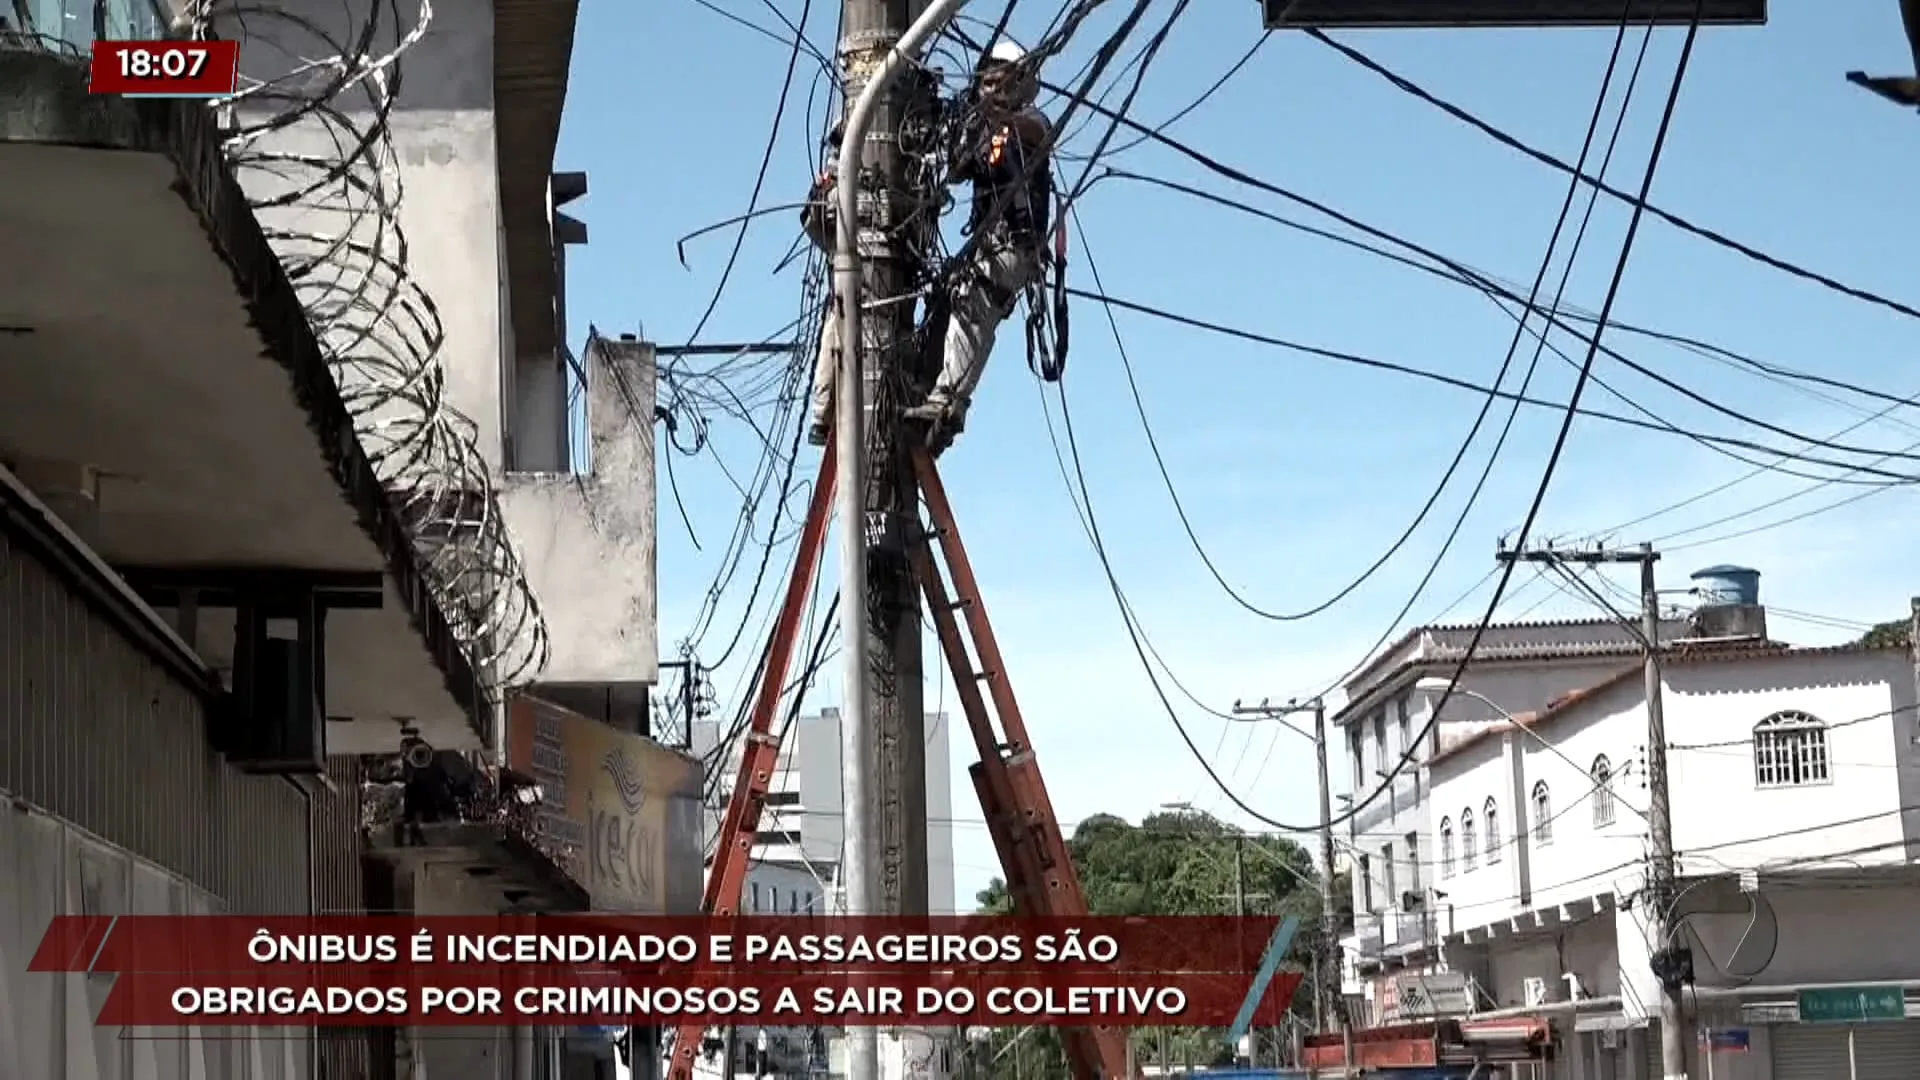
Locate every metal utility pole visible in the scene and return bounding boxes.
[1231,697,1349,1077]
[834,0,957,929]
[1497,541,1685,1079]
[832,4,966,1080]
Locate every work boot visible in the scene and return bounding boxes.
[806,418,829,447]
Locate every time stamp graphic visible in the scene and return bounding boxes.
[88,40,242,98]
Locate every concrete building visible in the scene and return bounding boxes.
[1336,616,1688,1024]
[1,2,674,1078]
[1426,644,1920,1077]
[688,709,959,1080]
[693,708,958,916]
[1332,570,1920,1080]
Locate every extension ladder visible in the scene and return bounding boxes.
[666,441,1129,1080]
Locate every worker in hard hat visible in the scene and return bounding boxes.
[902,38,1053,438]
[803,119,845,448]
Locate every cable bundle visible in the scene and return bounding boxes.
[176,0,550,694]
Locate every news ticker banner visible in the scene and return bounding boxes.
[88,40,242,97]
[30,916,1304,1028]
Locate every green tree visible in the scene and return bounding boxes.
[967,809,1326,1078]
[1859,619,1909,648]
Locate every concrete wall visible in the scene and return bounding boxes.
[504,336,659,687]
[222,0,509,467]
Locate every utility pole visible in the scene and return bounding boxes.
[1231,697,1349,1078]
[832,6,965,1080]
[1497,540,1685,1079]
[834,0,949,928]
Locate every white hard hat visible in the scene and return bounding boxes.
[983,39,1027,67]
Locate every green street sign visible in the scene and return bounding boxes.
[1797,987,1907,1024]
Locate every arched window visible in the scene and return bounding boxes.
[1484,798,1503,864]
[1532,781,1553,843]
[1460,809,1477,871]
[1754,710,1831,788]
[1591,755,1616,827]
[1439,817,1455,879]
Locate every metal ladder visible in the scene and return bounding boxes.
[665,441,1129,1080]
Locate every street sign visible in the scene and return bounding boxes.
[1699,1029,1750,1054]
[1797,986,1908,1024]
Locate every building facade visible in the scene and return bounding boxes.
[1336,617,1687,1025]
[1,2,670,1078]
[1424,634,1920,1080]
[693,708,959,916]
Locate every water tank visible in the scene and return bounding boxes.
[1689,565,1766,640]
[1690,565,1761,607]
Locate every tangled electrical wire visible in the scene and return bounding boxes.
[171,0,550,693]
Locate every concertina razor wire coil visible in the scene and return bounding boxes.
[170,0,552,695]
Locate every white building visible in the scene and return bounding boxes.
[1335,616,1686,1019]
[1424,602,1920,1079]
[686,708,959,1080]
[693,708,958,915]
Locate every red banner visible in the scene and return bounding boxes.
[32,915,1303,1028]
[32,915,1278,975]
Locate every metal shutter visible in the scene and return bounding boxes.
[1852,1021,1920,1079]
[1771,1024,1853,1080]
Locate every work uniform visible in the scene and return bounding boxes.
[912,103,1052,429]
[802,131,843,445]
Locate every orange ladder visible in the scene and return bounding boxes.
[666,442,1128,1080]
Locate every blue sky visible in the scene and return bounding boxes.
[558,3,1920,909]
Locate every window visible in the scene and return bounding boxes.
[1439,818,1455,879]
[1460,809,1477,871]
[1350,727,1365,792]
[1383,843,1397,903]
[1754,710,1831,787]
[1359,854,1375,912]
[765,790,801,806]
[1590,755,1616,827]
[1532,782,1553,843]
[790,891,800,914]
[1374,710,1389,763]
[751,882,762,913]
[1484,798,1502,864]
[1405,831,1422,893]
[1396,695,1414,762]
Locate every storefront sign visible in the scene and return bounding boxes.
[506,697,702,913]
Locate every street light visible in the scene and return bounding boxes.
[1413,676,1519,721]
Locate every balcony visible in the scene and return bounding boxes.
[0,7,540,764]
[1384,908,1438,954]
[1354,912,1385,956]
[1353,908,1440,964]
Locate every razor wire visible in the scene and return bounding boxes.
[170,0,550,695]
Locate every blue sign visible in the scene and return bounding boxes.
[1699,1029,1749,1054]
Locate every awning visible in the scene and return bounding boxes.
[1459,1017,1552,1044]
